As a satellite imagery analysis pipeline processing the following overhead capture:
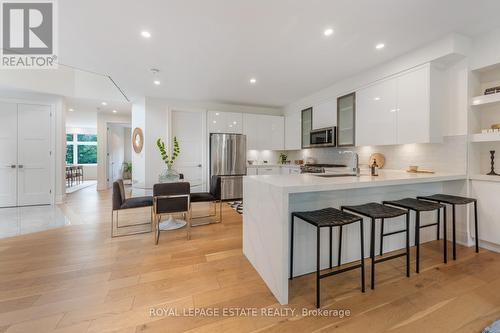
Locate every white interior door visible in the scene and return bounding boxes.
[107,126,125,185]
[17,104,51,206]
[0,102,18,207]
[171,109,206,192]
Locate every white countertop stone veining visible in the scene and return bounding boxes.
[244,169,466,194]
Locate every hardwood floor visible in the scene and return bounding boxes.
[0,185,498,332]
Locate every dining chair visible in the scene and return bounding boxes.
[111,179,153,237]
[153,182,191,244]
[190,175,223,223]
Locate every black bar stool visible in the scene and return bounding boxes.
[290,207,365,308]
[341,203,410,290]
[417,194,479,260]
[383,198,446,272]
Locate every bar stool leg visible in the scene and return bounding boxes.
[436,208,440,240]
[370,218,376,290]
[406,212,410,277]
[379,218,384,256]
[452,204,457,260]
[329,227,333,269]
[359,220,365,293]
[474,201,479,253]
[338,225,343,267]
[415,211,421,274]
[316,226,321,308]
[443,206,448,264]
[290,215,294,280]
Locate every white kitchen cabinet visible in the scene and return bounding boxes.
[356,63,443,146]
[470,180,500,246]
[285,111,301,150]
[268,115,285,150]
[243,113,284,150]
[247,167,258,175]
[256,166,281,175]
[281,166,301,175]
[356,77,397,146]
[312,99,337,130]
[396,65,442,144]
[208,111,243,134]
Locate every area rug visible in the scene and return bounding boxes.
[228,201,243,214]
[483,320,500,333]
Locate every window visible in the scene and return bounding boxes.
[66,132,97,164]
[77,134,97,142]
[66,145,74,164]
[77,145,97,164]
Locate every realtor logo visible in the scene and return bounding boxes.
[1,0,57,68]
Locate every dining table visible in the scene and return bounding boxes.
[132,179,203,231]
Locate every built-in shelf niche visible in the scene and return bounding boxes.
[469,64,500,179]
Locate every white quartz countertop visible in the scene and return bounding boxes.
[247,164,300,168]
[244,170,466,194]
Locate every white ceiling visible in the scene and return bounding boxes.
[65,97,131,118]
[58,0,500,107]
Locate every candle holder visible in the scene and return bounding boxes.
[487,150,500,176]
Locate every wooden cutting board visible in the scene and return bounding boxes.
[406,169,435,174]
[369,153,385,169]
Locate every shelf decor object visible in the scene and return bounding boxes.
[487,150,500,176]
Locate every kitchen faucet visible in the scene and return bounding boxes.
[341,151,360,177]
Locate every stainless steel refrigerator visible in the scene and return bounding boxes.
[210,133,246,200]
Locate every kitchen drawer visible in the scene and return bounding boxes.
[257,167,281,175]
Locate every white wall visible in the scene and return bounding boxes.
[66,109,97,128]
[124,127,132,163]
[131,98,146,186]
[0,66,126,104]
[471,27,500,70]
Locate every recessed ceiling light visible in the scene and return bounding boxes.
[101,102,107,106]
[233,121,237,125]
[375,43,385,50]
[215,112,220,116]
[374,97,380,101]
[249,78,257,84]
[213,120,217,124]
[68,108,74,112]
[323,28,334,37]
[112,110,117,113]
[141,31,151,38]
[153,80,161,85]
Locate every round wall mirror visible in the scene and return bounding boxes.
[132,127,144,153]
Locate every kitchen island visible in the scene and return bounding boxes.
[242,170,467,305]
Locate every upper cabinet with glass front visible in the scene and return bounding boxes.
[337,93,356,147]
[301,107,312,148]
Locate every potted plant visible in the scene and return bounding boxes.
[157,137,181,182]
[279,152,288,164]
[122,162,132,179]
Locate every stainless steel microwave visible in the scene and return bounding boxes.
[310,127,336,147]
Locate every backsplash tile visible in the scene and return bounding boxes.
[283,135,467,173]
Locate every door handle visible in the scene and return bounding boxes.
[10,165,16,168]
[197,164,202,167]
[18,165,23,169]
